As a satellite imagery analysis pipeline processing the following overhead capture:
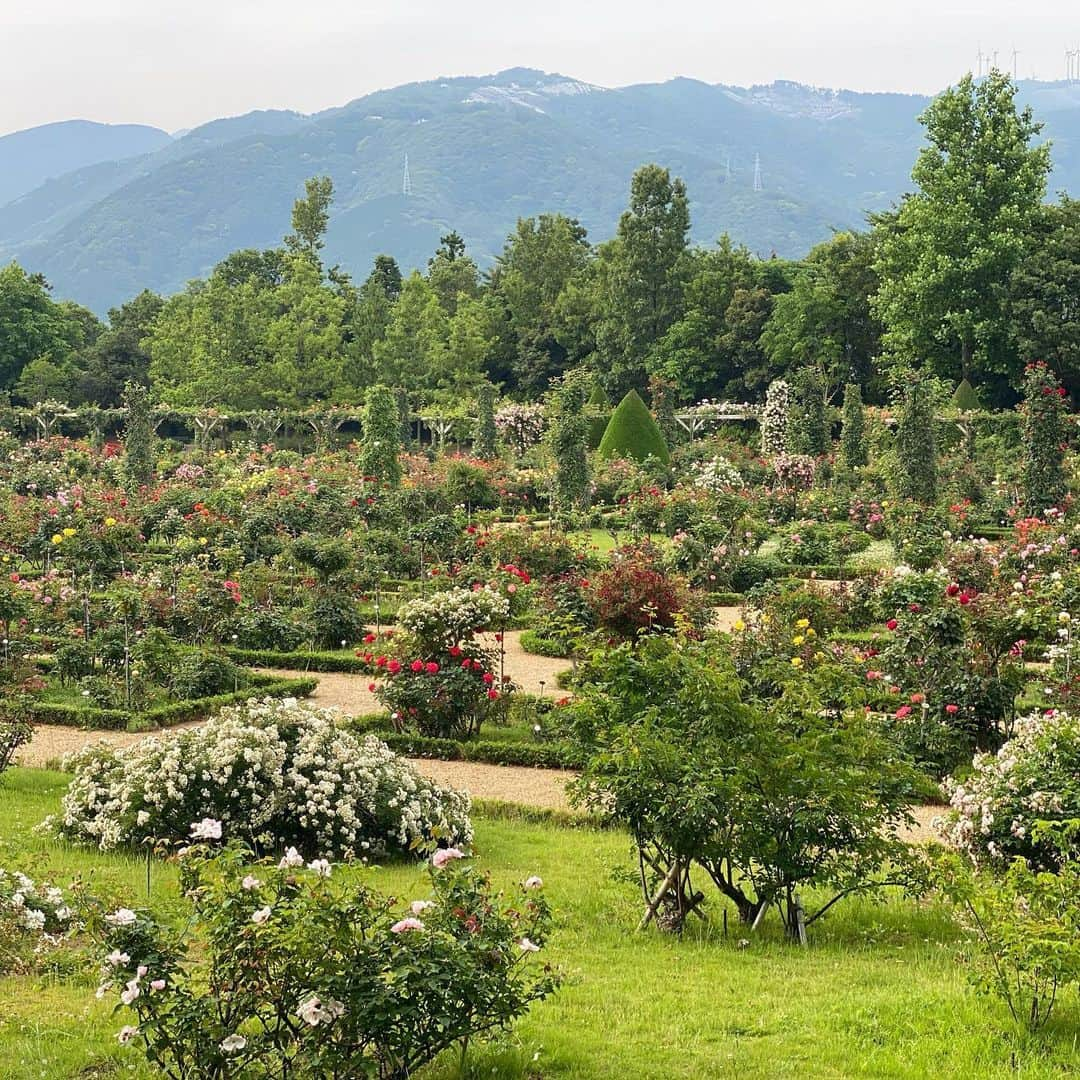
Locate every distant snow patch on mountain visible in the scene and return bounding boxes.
[722,81,859,121]
[465,77,603,113]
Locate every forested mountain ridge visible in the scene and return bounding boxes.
[0,119,172,207]
[4,68,1080,313]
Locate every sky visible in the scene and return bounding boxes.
[2,0,1079,135]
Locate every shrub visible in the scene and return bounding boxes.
[939,710,1080,870]
[951,379,983,412]
[566,635,918,936]
[597,390,670,465]
[776,521,872,566]
[585,382,610,449]
[87,843,558,1079]
[52,697,472,857]
[932,823,1080,1033]
[0,869,72,974]
[588,541,703,640]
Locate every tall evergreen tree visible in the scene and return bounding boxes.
[360,384,402,488]
[840,383,868,468]
[122,380,155,490]
[894,376,937,504]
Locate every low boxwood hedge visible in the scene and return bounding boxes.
[223,646,375,674]
[27,673,318,732]
[517,630,573,659]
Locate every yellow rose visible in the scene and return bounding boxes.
[51,534,63,545]
[62,527,76,537]
[199,537,208,545]
[104,517,117,527]
[813,651,825,662]
[795,618,810,628]
[732,619,745,632]
[806,628,816,638]
[790,656,803,668]
[792,635,805,646]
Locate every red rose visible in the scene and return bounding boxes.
[388,660,401,674]
[946,582,960,597]
[482,672,494,685]
[895,705,912,718]
[410,660,424,672]
[487,689,500,701]
[425,662,439,674]
[886,619,898,631]
[945,704,959,714]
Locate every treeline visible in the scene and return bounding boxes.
[1,70,1078,414]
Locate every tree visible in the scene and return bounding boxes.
[285,176,334,263]
[789,369,830,457]
[1008,198,1080,402]
[427,232,479,316]
[873,71,1050,387]
[78,290,164,406]
[493,214,592,394]
[594,165,690,397]
[894,375,938,504]
[1020,362,1069,514]
[761,231,881,401]
[840,383,868,468]
[360,384,402,488]
[0,263,90,392]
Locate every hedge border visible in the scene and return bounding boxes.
[28,674,318,732]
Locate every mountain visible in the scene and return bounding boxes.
[4,70,1080,313]
[0,119,172,208]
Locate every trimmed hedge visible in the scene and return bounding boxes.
[223,646,375,674]
[597,389,670,464]
[517,630,573,659]
[27,674,318,732]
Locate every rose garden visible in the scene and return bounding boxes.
[0,354,1075,1078]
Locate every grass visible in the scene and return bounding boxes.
[567,529,667,556]
[2,768,1080,1078]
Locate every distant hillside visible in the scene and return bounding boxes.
[0,119,172,207]
[4,70,1080,313]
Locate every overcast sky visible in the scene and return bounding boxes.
[3,0,1079,135]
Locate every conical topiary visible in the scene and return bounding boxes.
[951,379,982,412]
[597,389,671,464]
[586,383,610,449]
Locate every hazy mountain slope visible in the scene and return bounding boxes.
[0,119,171,206]
[5,70,1080,313]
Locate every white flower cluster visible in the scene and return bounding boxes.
[397,587,509,653]
[55,697,472,859]
[690,456,742,493]
[0,869,72,941]
[938,709,1078,866]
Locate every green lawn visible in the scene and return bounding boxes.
[568,529,667,556]
[1,768,1078,1078]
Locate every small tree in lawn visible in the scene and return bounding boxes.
[761,379,792,457]
[472,382,498,459]
[894,374,937,504]
[360,384,402,488]
[122,380,155,491]
[548,377,591,517]
[840,382,868,468]
[1021,361,1068,514]
[566,635,916,938]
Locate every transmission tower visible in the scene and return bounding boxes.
[752,153,762,192]
[402,152,412,197]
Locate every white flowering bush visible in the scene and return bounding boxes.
[53,697,471,858]
[86,840,558,1077]
[0,869,72,972]
[396,587,509,654]
[939,710,1080,869]
[761,379,792,457]
[691,456,742,493]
